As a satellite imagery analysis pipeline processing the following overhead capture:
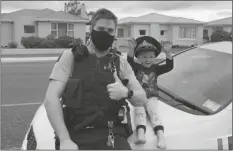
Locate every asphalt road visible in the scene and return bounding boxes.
[1,61,55,149]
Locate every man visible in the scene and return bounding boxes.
[44,8,147,150]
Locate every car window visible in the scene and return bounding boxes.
[158,44,232,115]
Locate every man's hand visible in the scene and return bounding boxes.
[107,72,128,100]
[60,139,79,150]
[127,38,137,58]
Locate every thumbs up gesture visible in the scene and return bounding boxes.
[107,71,128,101]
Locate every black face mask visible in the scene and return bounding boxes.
[91,29,114,52]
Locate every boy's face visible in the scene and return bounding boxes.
[137,51,156,68]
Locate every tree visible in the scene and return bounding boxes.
[87,11,95,19]
[64,0,87,18]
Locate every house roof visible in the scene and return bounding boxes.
[1,8,89,23]
[1,9,55,19]
[118,13,204,25]
[205,17,232,26]
[1,19,13,22]
[168,17,203,24]
[34,10,89,23]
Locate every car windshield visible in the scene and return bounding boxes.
[158,42,232,115]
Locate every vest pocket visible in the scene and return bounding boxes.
[62,78,83,108]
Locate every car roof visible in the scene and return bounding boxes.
[199,42,232,55]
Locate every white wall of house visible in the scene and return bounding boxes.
[38,22,51,38]
[150,23,160,41]
[159,24,171,42]
[196,25,204,44]
[223,26,232,33]
[74,23,86,43]
[1,22,13,47]
[133,24,150,38]
[13,16,37,48]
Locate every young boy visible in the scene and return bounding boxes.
[127,36,174,149]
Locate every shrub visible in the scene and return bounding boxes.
[46,34,56,41]
[69,38,83,47]
[211,30,231,42]
[21,35,83,48]
[8,42,17,48]
[203,35,209,41]
[21,36,45,48]
[55,36,74,48]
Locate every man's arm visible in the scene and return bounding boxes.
[120,58,148,106]
[44,80,70,141]
[44,50,74,141]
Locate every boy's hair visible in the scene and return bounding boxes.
[91,8,118,28]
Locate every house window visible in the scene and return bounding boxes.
[213,26,223,32]
[117,28,124,38]
[68,23,74,37]
[160,30,168,36]
[127,27,131,37]
[179,27,196,39]
[51,23,74,38]
[139,30,146,35]
[24,25,35,33]
[161,30,165,35]
[203,29,208,37]
[51,23,58,38]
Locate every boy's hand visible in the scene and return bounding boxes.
[127,38,137,58]
[162,42,172,52]
[162,42,173,60]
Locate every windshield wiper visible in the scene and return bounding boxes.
[158,85,210,115]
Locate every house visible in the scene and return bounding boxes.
[1,8,89,48]
[116,13,205,49]
[203,17,232,39]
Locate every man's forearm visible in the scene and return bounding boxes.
[44,97,70,141]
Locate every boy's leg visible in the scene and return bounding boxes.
[134,106,147,144]
[145,97,166,149]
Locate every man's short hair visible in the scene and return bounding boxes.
[91,8,118,28]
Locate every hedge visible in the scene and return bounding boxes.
[211,30,232,42]
[21,35,83,48]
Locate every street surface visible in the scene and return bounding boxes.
[0,48,184,149]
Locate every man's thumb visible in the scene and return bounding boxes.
[113,71,121,82]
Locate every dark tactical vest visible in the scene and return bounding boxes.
[58,46,132,146]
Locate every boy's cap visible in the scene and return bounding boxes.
[134,36,161,57]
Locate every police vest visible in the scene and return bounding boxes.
[61,48,130,134]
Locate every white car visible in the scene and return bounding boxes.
[21,41,232,150]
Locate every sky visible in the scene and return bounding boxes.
[1,1,232,22]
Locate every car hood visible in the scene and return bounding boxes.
[23,101,232,150]
[128,101,232,149]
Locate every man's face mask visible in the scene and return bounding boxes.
[91,29,114,52]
